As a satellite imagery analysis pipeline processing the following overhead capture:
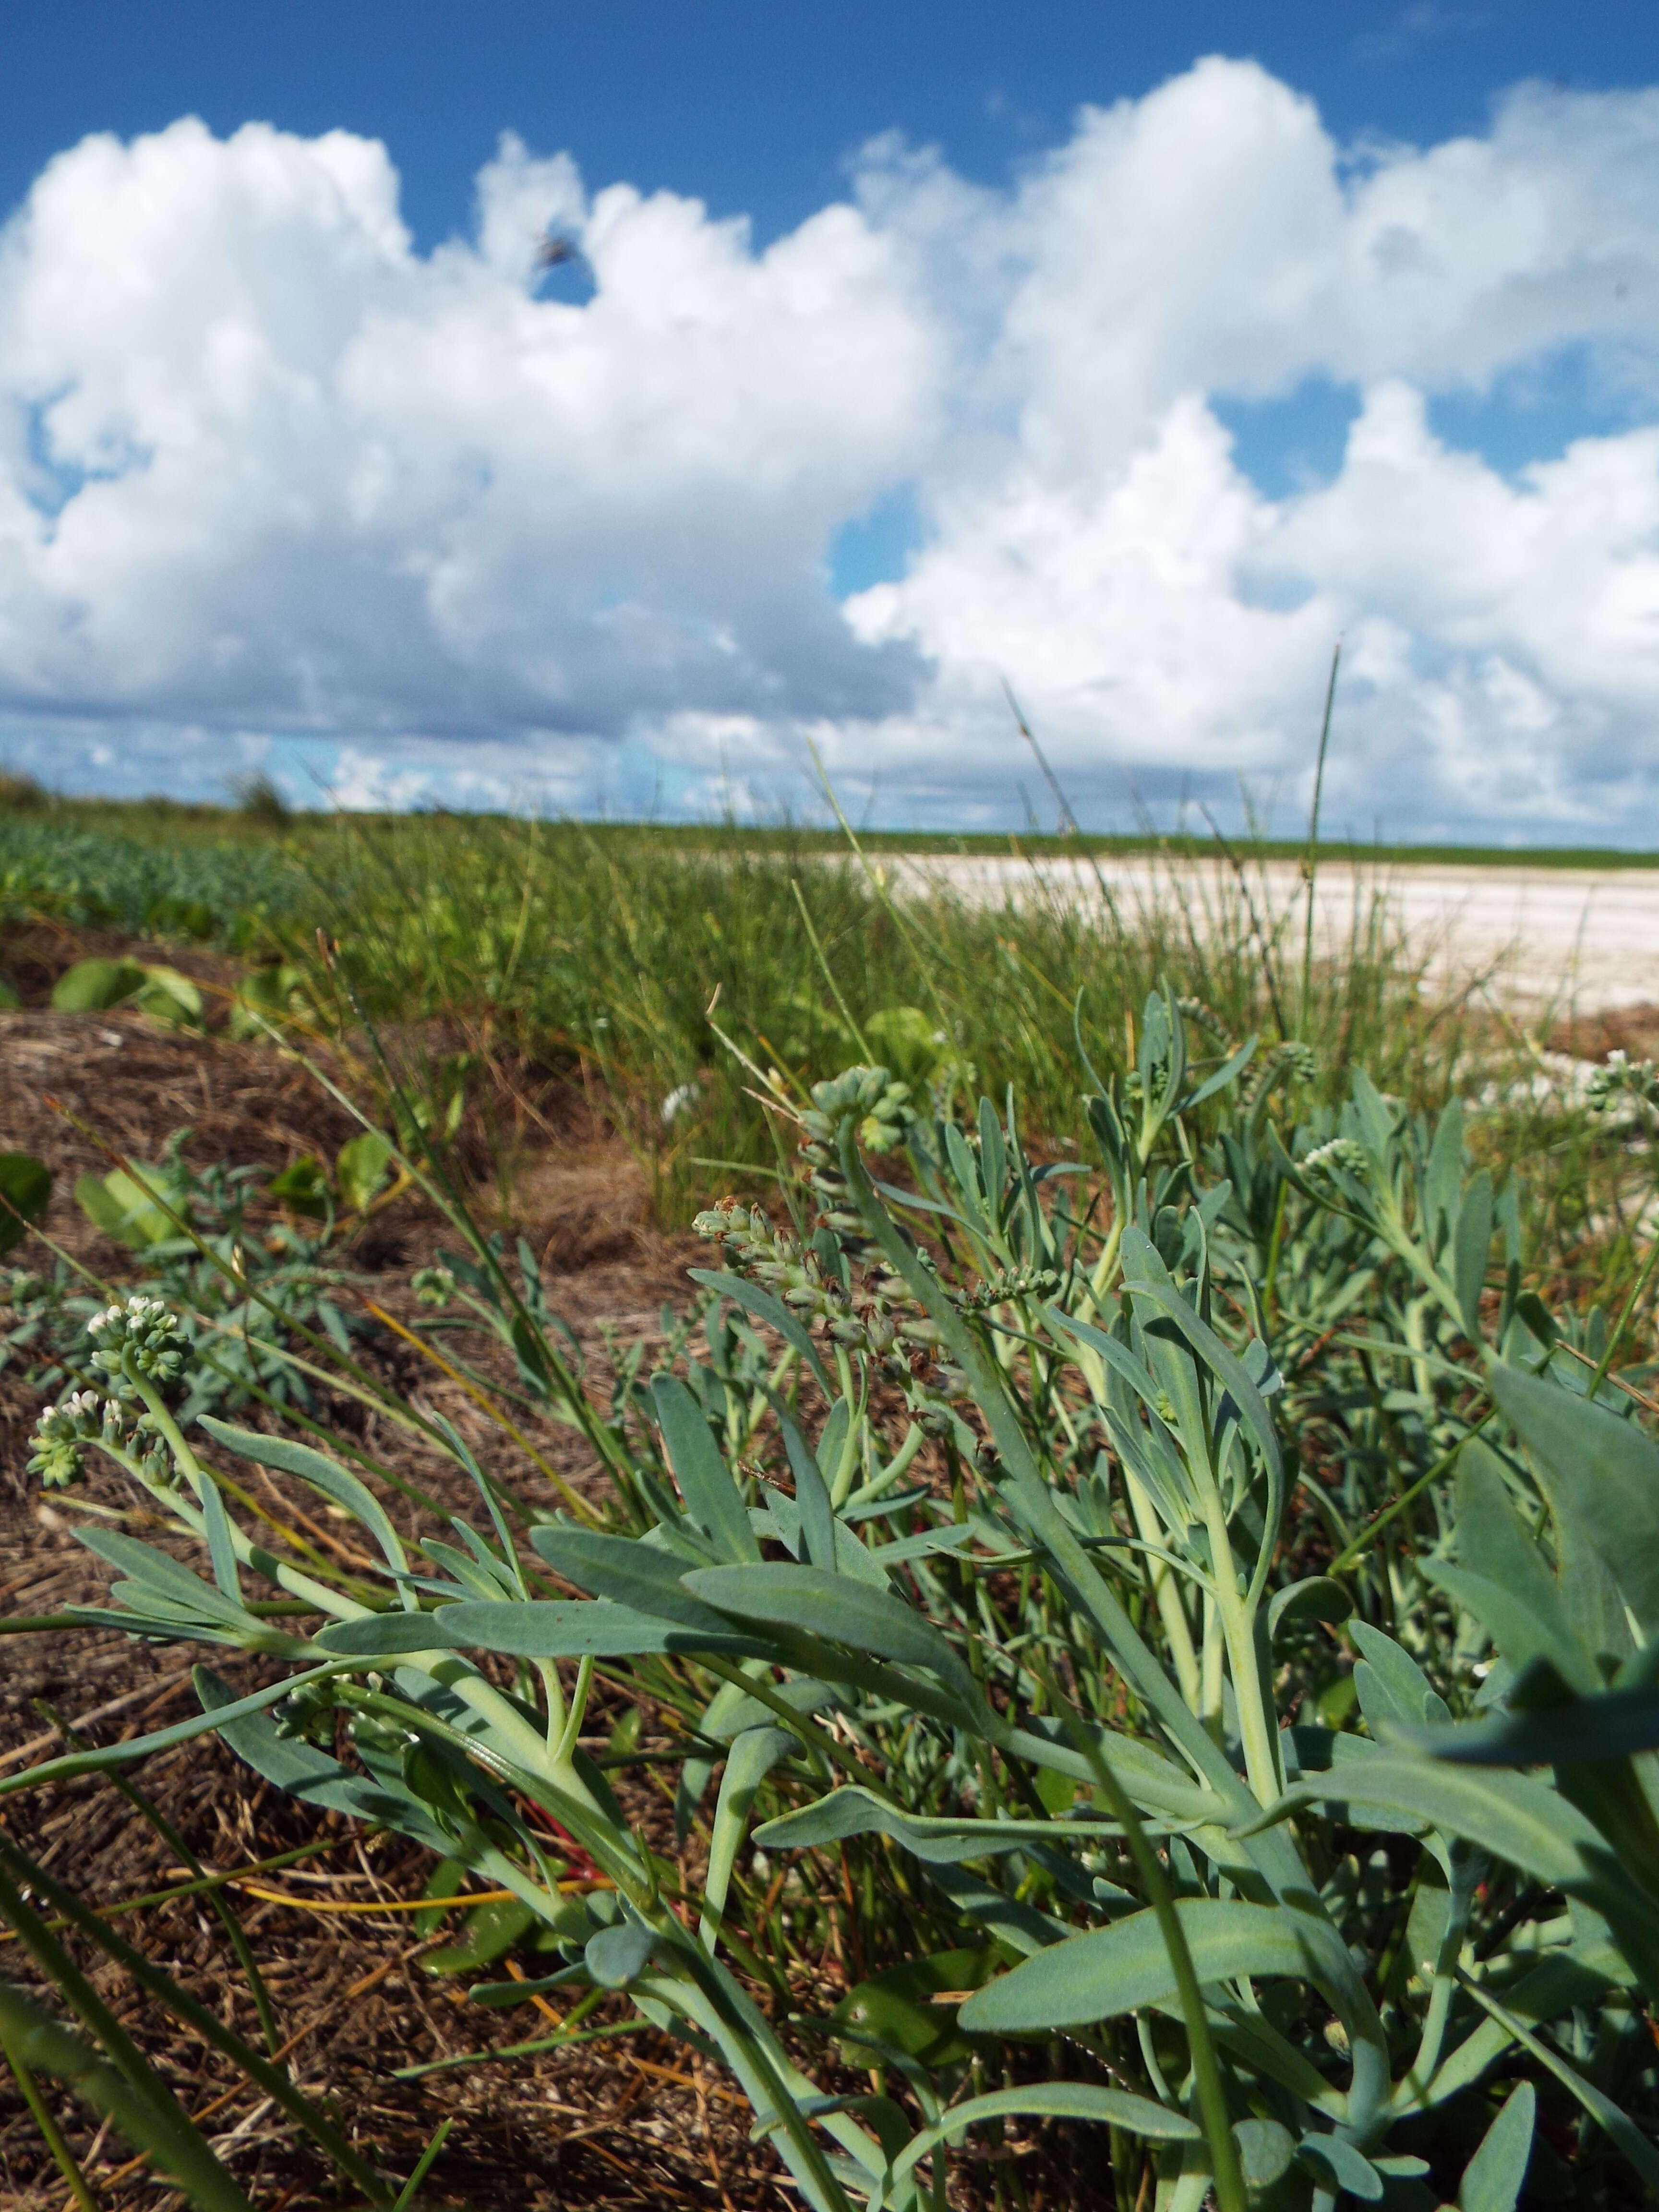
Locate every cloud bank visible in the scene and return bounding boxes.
[2,60,1659,836]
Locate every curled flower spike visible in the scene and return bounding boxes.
[1299,1136,1370,1184]
[955,1262,1062,1314]
[696,1166,977,1445]
[799,1065,915,1160]
[791,1064,918,1256]
[1243,1040,1317,1105]
[1587,1052,1659,1115]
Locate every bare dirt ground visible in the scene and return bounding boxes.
[894,852,1659,1017]
[0,924,796,2211]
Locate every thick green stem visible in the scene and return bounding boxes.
[1126,1474,1203,1712]
[1196,1487,1283,1805]
[1040,1665,1249,2212]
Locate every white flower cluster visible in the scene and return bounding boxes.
[28,1387,123,1488]
[87,1294,186,1392]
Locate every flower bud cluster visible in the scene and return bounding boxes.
[1243,1040,1317,1104]
[696,1066,1005,1454]
[954,1262,1061,1314]
[797,1065,916,1235]
[274,1679,340,1745]
[1175,997,1234,1049]
[412,1265,457,1309]
[1298,1136,1370,1185]
[801,1064,915,1153]
[29,1388,122,1488]
[29,1387,173,1491]
[693,1200,839,1313]
[87,1294,186,1395]
[1587,1049,1659,1116]
[695,1198,944,1372]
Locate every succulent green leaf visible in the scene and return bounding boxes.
[701,1726,798,1941]
[532,1526,766,1643]
[1428,1443,1597,1693]
[466,1964,586,2008]
[585,1922,655,1988]
[1298,2134,1382,2201]
[74,1166,182,1250]
[1246,1752,1659,1936]
[1268,1576,1352,1640]
[199,1479,242,1605]
[778,1408,838,1572]
[1425,1101,1465,1251]
[74,1530,255,1629]
[959,1901,1344,2033]
[318,1596,766,1661]
[830,1946,1006,2069]
[267,1155,329,1216]
[1350,1620,1449,1731]
[423,1898,535,1977]
[684,1563,981,1710]
[1182,1033,1259,1112]
[133,965,205,1030]
[687,1270,832,1393]
[888,2082,1199,2197]
[756,1785,1120,1864]
[335,1129,393,1213]
[1415,1683,1659,1767]
[1457,2083,1534,2212]
[50,957,145,1012]
[1234,2119,1296,2190]
[199,1419,409,1576]
[1454,1171,1494,1340]
[1492,1365,1659,1638]
[1120,1238,1283,1491]
[652,1375,760,1563]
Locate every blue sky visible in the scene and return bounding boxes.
[4,2,1649,257]
[2,5,1659,839]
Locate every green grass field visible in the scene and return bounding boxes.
[4,790,1653,1297]
[9,771,1659,865]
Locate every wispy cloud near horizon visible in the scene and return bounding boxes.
[3,60,1659,840]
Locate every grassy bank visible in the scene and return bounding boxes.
[4,800,1654,1313]
[293,813,1427,1201]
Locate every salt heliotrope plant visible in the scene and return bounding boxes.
[3,1122,391,1441]
[12,991,1659,2211]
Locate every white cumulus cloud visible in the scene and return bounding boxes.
[1,62,1658,836]
[0,118,938,768]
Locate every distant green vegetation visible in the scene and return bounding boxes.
[3,799,1654,1311]
[0,816,310,944]
[6,779,1659,867]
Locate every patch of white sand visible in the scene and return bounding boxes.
[883,854,1659,1016]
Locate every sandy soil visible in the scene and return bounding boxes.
[890,852,1659,1016]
